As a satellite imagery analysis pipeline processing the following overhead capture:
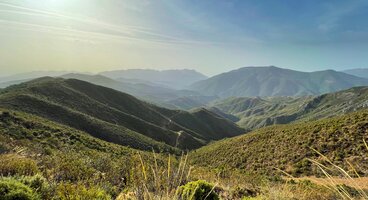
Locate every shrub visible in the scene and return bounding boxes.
[0,178,40,200]
[18,174,53,199]
[55,182,111,200]
[0,154,39,176]
[51,153,97,182]
[176,180,219,200]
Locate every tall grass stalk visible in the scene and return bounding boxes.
[308,140,368,200]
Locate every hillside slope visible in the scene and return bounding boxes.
[190,66,368,97]
[0,77,244,150]
[210,86,368,130]
[190,109,368,176]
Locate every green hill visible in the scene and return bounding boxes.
[210,86,368,131]
[190,109,368,176]
[190,66,368,97]
[0,77,244,150]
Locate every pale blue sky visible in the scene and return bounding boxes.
[0,0,368,76]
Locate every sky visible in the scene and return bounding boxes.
[0,0,368,76]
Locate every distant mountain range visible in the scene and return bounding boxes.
[343,68,368,79]
[190,66,368,97]
[2,67,368,106]
[0,77,243,151]
[209,86,368,131]
[100,69,207,89]
[60,73,204,106]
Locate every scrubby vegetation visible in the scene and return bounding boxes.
[1,78,368,199]
[191,109,368,177]
[176,180,219,200]
[1,107,361,199]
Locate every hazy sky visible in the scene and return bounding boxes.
[0,0,368,76]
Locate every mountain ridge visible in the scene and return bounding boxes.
[190,66,368,97]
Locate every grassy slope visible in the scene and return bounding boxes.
[211,86,368,131]
[0,108,161,162]
[0,77,244,150]
[190,109,368,176]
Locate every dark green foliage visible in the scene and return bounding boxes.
[176,180,219,200]
[0,178,40,200]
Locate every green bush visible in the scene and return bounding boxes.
[18,174,53,199]
[52,153,97,182]
[0,178,40,200]
[55,183,111,200]
[55,182,111,200]
[176,180,219,200]
[0,154,39,176]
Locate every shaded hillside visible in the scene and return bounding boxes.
[191,109,368,176]
[0,108,152,158]
[190,66,368,97]
[210,86,368,131]
[0,77,244,150]
[100,69,207,89]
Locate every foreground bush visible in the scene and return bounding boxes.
[55,182,111,200]
[0,154,39,176]
[176,180,219,200]
[0,178,39,200]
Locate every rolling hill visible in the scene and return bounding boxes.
[190,66,368,97]
[209,86,368,131]
[190,109,368,176]
[100,69,207,89]
[0,77,244,151]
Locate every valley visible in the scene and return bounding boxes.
[1,67,368,199]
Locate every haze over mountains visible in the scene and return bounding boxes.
[100,69,208,89]
[343,68,368,79]
[2,66,368,111]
